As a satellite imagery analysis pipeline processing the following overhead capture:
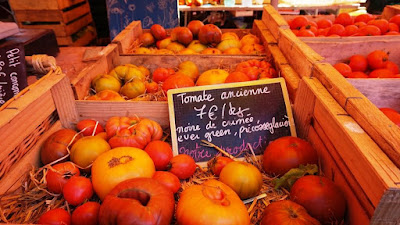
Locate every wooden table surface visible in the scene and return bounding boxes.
[55,46,104,83]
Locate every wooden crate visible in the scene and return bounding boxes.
[1,52,400,225]
[71,20,302,126]
[9,0,97,46]
[382,5,400,20]
[111,20,269,56]
[261,4,400,171]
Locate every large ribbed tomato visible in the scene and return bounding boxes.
[106,117,163,149]
[261,200,321,225]
[91,147,155,200]
[99,178,175,225]
[176,179,250,225]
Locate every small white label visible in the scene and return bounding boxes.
[344,122,364,134]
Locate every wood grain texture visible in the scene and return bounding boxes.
[382,5,400,20]
[278,28,324,78]
[75,100,169,128]
[112,21,142,54]
[0,121,62,195]
[303,76,400,207]
[51,76,78,129]
[308,126,372,224]
[261,4,289,39]
[371,188,400,224]
[313,63,400,169]
[252,20,277,44]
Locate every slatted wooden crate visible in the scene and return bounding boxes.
[9,0,97,46]
[382,4,400,20]
[111,20,269,56]
[1,50,400,225]
[259,5,400,223]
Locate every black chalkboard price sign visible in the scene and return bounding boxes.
[168,78,296,166]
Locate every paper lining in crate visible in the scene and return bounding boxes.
[111,20,269,56]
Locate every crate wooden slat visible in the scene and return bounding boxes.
[111,20,269,56]
[13,1,91,23]
[382,4,400,20]
[10,0,96,46]
[9,0,86,10]
[294,76,400,224]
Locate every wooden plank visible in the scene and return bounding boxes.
[293,78,315,138]
[19,23,67,37]
[112,21,142,55]
[75,101,170,128]
[71,44,119,99]
[261,4,289,40]
[14,10,62,22]
[382,5,400,20]
[313,63,400,169]
[62,1,91,24]
[302,76,400,207]
[0,72,65,162]
[70,28,96,46]
[267,44,300,100]
[9,0,60,10]
[312,119,375,217]
[278,28,324,77]
[308,126,372,224]
[51,75,78,129]
[57,0,86,10]
[252,20,277,45]
[56,36,73,46]
[0,121,62,195]
[65,13,92,36]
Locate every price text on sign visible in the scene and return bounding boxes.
[168,78,296,165]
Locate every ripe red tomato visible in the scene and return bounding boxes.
[262,136,318,176]
[76,119,104,136]
[380,108,400,126]
[71,201,100,225]
[261,200,321,225]
[207,156,234,176]
[63,176,93,206]
[152,67,175,83]
[290,175,346,225]
[152,171,181,193]
[46,162,80,194]
[38,208,71,225]
[144,140,173,171]
[168,154,197,179]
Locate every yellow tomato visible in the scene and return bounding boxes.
[219,161,263,199]
[70,136,111,170]
[196,69,229,86]
[91,147,155,200]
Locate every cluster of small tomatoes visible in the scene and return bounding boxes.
[334,50,399,78]
[289,12,400,37]
[88,59,277,101]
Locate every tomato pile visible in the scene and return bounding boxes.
[289,13,400,37]
[32,116,348,225]
[133,22,265,55]
[88,59,277,101]
[333,50,400,78]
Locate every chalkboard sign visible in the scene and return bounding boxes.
[168,78,296,166]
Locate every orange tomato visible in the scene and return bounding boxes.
[334,13,353,26]
[348,54,368,72]
[368,19,389,34]
[333,63,352,77]
[219,161,263,199]
[367,50,389,69]
[290,16,309,30]
[91,147,155,200]
[327,24,346,36]
[317,19,332,29]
